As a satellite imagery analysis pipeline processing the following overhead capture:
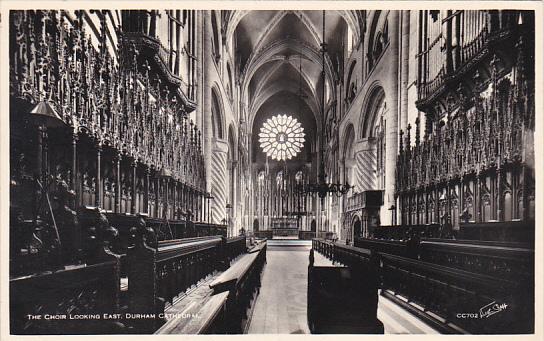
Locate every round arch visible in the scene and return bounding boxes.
[211,11,222,60]
[359,83,386,139]
[345,60,357,99]
[341,123,356,160]
[352,215,362,239]
[211,85,226,139]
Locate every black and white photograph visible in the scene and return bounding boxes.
[1,2,541,338]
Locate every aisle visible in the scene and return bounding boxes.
[246,240,439,334]
[247,240,312,334]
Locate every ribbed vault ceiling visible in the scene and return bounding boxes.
[226,10,354,164]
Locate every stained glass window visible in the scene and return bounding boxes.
[258,114,305,161]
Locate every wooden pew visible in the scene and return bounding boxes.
[10,208,124,335]
[10,261,124,335]
[459,220,534,243]
[380,252,533,334]
[209,241,267,333]
[419,238,534,282]
[371,224,440,240]
[155,241,265,335]
[313,236,534,334]
[308,244,383,334]
[354,238,408,257]
[127,227,225,333]
[154,291,230,334]
[225,236,247,263]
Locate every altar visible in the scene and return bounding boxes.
[271,217,299,237]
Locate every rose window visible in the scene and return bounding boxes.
[258,114,305,161]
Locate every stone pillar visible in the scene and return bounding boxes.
[202,11,213,194]
[385,11,400,225]
[211,139,229,225]
[354,138,377,192]
[399,10,410,133]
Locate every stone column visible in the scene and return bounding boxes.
[399,10,410,132]
[385,11,400,225]
[211,139,229,225]
[202,11,213,194]
[354,138,377,192]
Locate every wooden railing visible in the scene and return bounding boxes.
[225,236,247,264]
[10,223,123,335]
[368,224,440,240]
[458,221,534,243]
[209,241,267,333]
[380,252,532,334]
[127,229,246,333]
[312,238,534,334]
[419,238,533,282]
[354,238,408,257]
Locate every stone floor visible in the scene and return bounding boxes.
[247,239,439,334]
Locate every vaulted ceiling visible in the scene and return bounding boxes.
[223,10,359,165]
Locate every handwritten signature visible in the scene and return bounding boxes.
[479,301,508,319]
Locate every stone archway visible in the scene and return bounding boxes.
[352,215,362,240]
[253,218,260,232]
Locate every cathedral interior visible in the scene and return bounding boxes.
[7,9,537,336]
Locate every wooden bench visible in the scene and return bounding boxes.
[380,252,533,334]
[354,237,408,257]
[209,241,267,333]
[459,220,534,243]
[225,236,247,263]
[155,291,229,334]
[10,260,123,334]
[313,237,534,334]
[419,238,534,282]
[308,246,384,334]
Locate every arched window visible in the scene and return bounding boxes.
[346,25,354,55]
[374,109,386,190]
[342,124,356,193]
[367,12,389,73]
[226,64,234,99]
[211,11,221,62]
[211,90,223,139]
